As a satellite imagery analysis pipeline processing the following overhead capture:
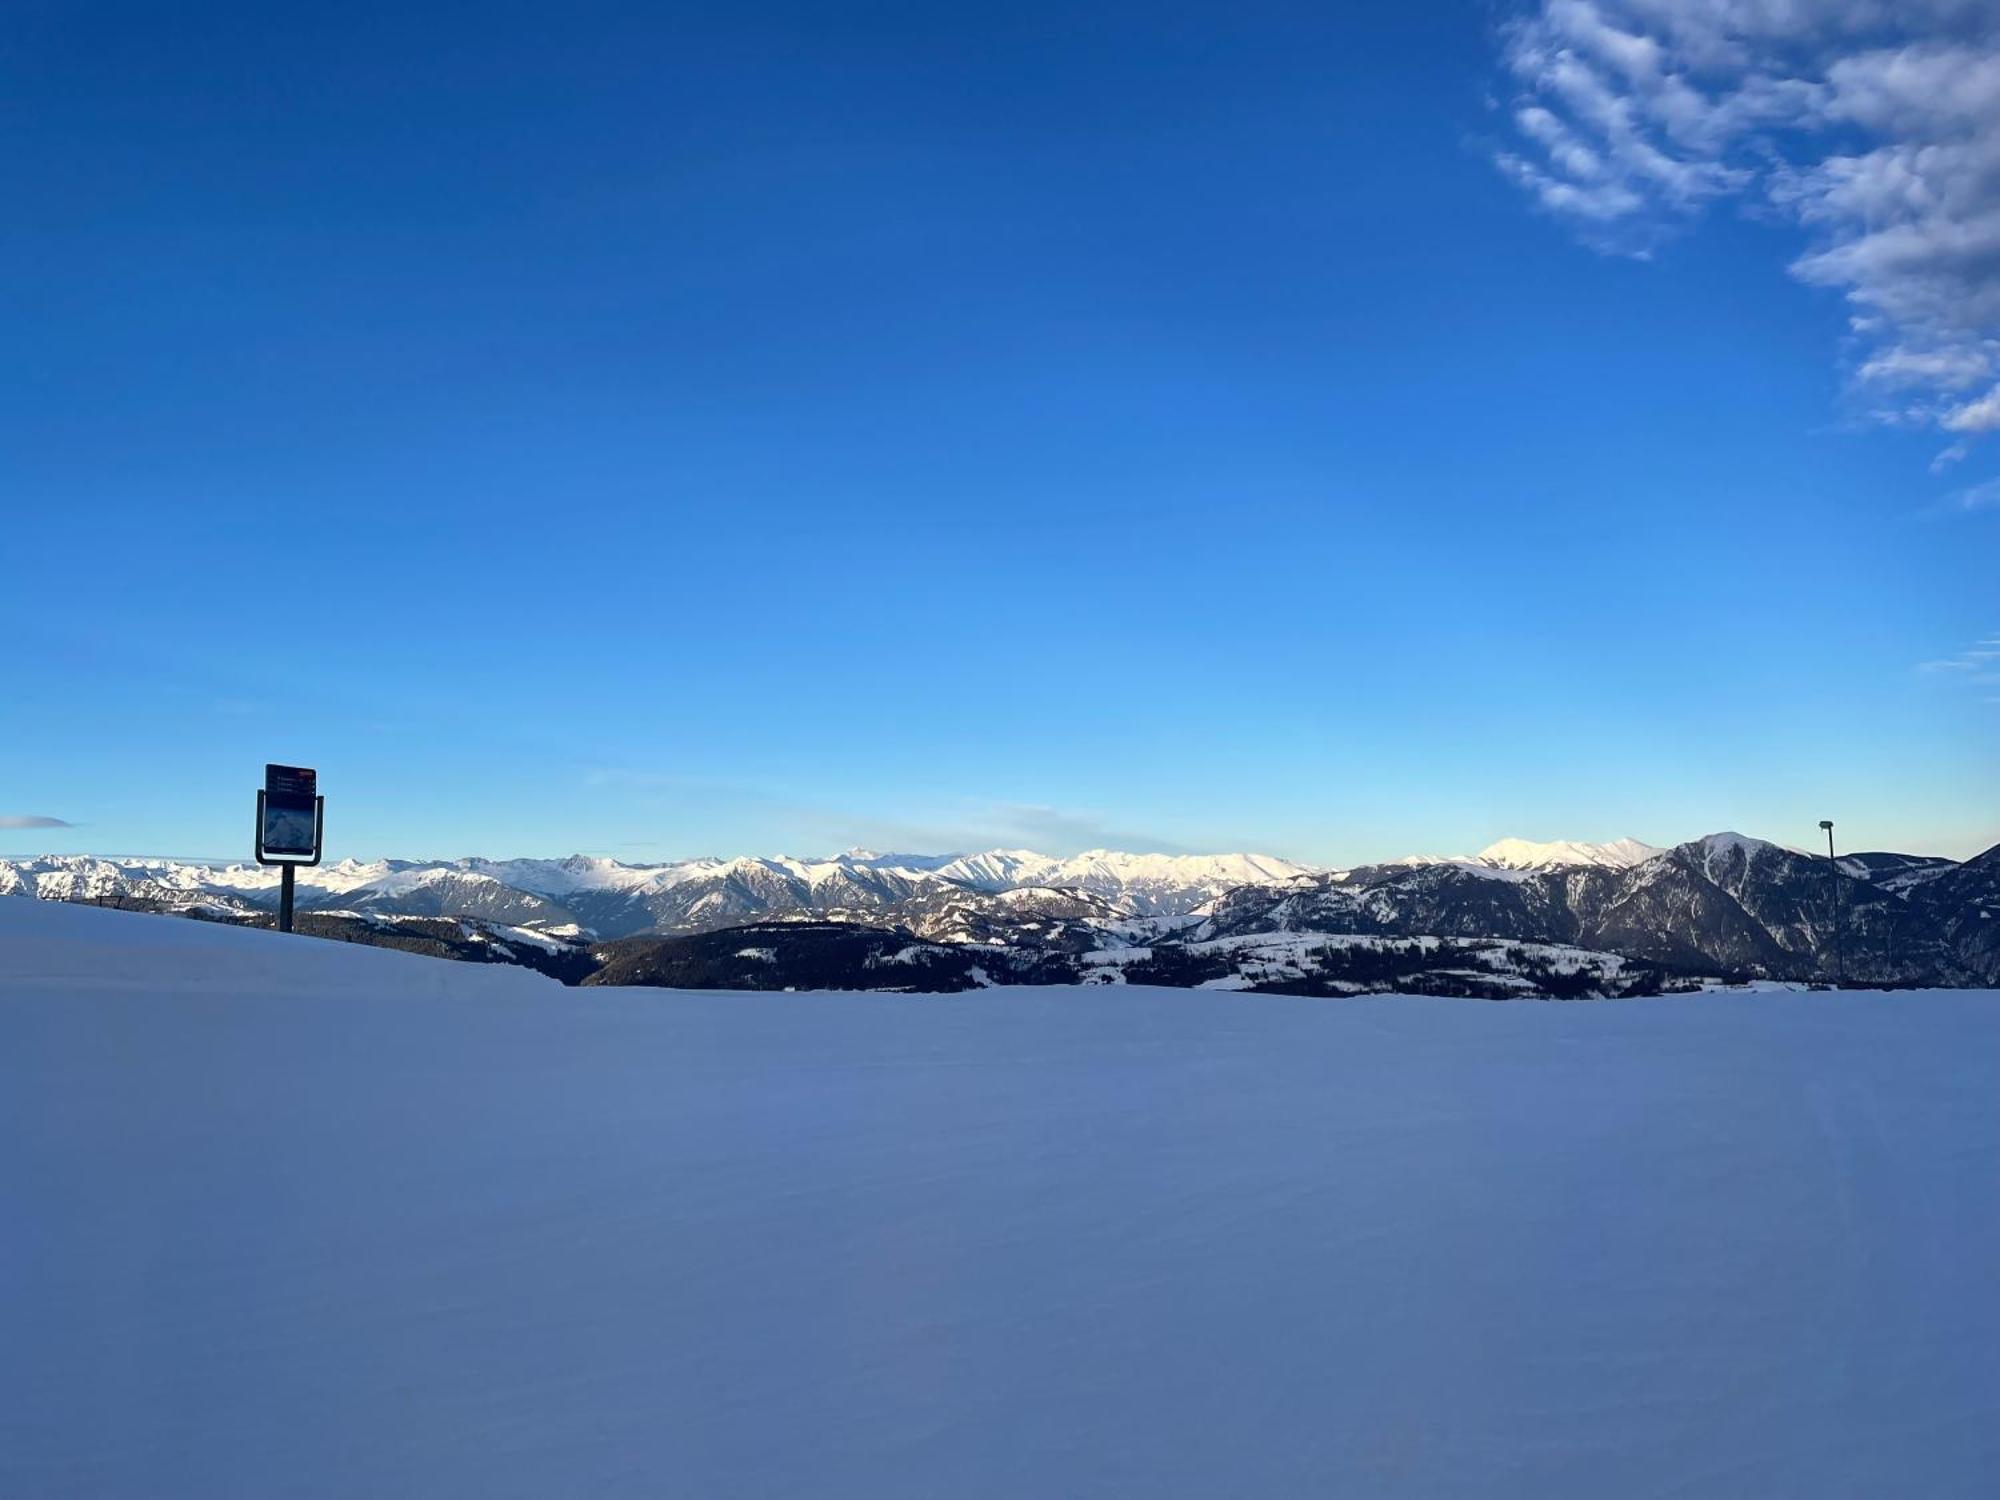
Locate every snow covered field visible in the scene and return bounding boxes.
[5,901,1998,1498]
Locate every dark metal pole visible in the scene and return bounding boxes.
[1819,820,1842,986]
[279,863,296,934]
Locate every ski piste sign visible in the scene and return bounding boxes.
[257,763,323,863]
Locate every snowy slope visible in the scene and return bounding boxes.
[0,891,559,1002]
[3,900,1998,1498]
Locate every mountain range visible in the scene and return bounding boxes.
[6,834,1995,997]
[0,846,1310,937]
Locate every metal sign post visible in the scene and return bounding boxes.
[255,764,325,933]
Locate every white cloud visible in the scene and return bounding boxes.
[1943,383,2000,432]
[0,815,74,830]
[1950,476,2000,509]
[1917,634,2000,691]
[1858,345,1992,389]
[1493,2,2000,457]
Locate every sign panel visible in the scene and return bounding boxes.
[266,764,316,801]
[260,763,320,858]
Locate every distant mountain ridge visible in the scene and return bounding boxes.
[0,838,1666,928]
[1384,837,1666,874]
[0,846,1317,939]
[7,833,1994,995]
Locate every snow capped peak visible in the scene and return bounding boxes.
[927,849,1314,914]
[557,853,626,874]
[1678,832,1816,879]
[1384,838,1664,874]
[1476,837,1665,871]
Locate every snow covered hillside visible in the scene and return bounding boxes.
[4,901,1998,1498]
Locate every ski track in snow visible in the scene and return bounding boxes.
[3,900,1998,1499]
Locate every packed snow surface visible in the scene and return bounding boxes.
[4,900,1998,1499]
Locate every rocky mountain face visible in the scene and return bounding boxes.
[1909,843,2000,983]
[1203,833,1998,987]
[886,884,1133,952]
[1591,835,1962,981]
[925,850,1309,914]
[334,871,578,929]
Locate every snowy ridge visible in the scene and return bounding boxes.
[1476,836,1664,870]
[1385,837,1664,874]
[930,849,1313,913]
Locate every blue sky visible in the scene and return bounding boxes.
[4,0,1995,865]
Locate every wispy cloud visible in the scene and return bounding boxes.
[1491,1,2000,466]
[1947,476,2000,511]
[1917,634,2000,693]
[0,815,75,830]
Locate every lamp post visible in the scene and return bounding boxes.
[1818,819,1843,986]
